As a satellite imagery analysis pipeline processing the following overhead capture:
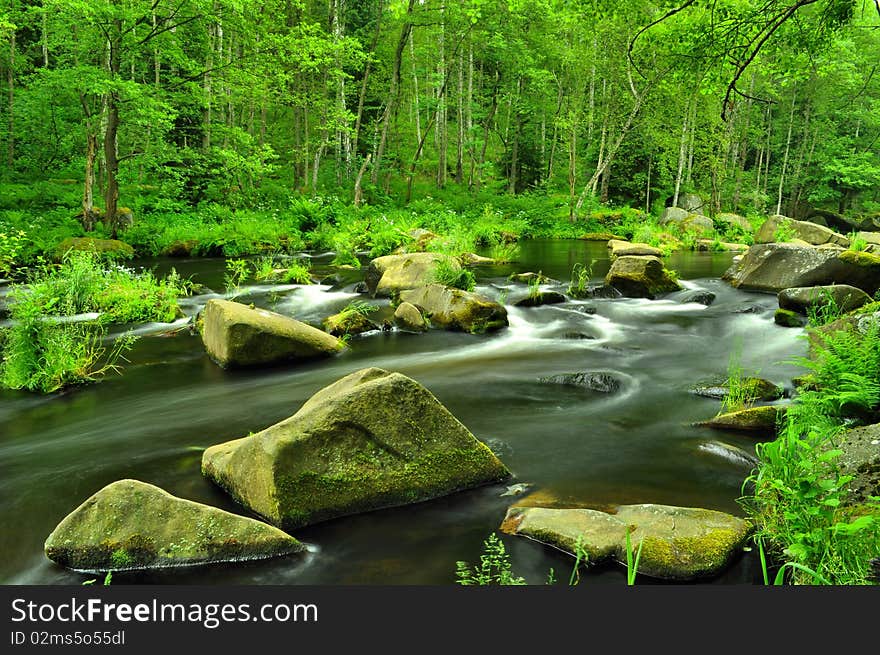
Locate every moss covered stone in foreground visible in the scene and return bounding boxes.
[44,479,304,571]
[501,503,751,580]
[202,367,511,531]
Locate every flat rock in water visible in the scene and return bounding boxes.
[202,368,511,530]
[539,371,622,393]
[44,480,304,571]
[607,239,662,258]
[689,377,782,401]
[774,308,806,327]
[695,405,786,436]
[322,310,379,337]
[201,299,344,368]
[501,504,751,580]
[511,272,558,284]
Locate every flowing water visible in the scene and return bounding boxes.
[0,240,808,585]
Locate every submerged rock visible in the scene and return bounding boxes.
[778,285,872,316]
[774,308,806,328]
[501,504,751,580]
[722,243,880,295]
[44,480,303,571]
[510,272,558,284]
[202,368,511,530]
[365,252,460,297]
[201,299,344,368]
[604,255,682,298]
[513,290,567,307]
[698,441,760,468]
[393,301,428,332]
[679,290,716,306]
[398,284,508,333]
[539,371,622,393]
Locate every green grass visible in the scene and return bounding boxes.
[774,217,798,243]
[848,232,869,252]
[429,259,476,292]
[567,261,593,299]
[455,534,526,586]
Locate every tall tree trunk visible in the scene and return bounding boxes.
[82,132,98,231]
[372,0,416,185]
[7,33,14,171]
[352,0,384,159]
[455,49,464,184]
[474,71,499,192]
[436,8,447,189]
[776,89,797,216]
[672,97,690,208]
[103,17,122,237]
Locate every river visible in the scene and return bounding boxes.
[0,240,807,585]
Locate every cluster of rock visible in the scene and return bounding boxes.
[722,214,880,331]
[45,368,511,571]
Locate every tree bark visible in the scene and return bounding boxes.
[103,17,122,237]
[372,0,416,185]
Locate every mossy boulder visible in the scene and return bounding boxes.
[394,301,428,332]
[54,237,134,261]
[755,215,850,247]
[722,243,880,295]
[607,239,662,259]
[202,368,511,530]
[501,504,751,580]
[322,309,379,337]
[774,308,807,327]
[778,284,872,316]
[604,255,682,298]
[695,405,786,436]
[460,252,496,266]
[365,252,461,297]
[160,239,200,257]
[44,480,304,571]
[398,284,508,333]
[201,299,344,368]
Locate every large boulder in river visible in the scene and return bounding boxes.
[722,243,880,295]
[399,284,508,333]
[322,308,380,337]
[202,299,344,368]
[202,368,511,530]
[44,480,303,571]
[365,252,460,297]
[604,255,682,298]
[778,285,872,316]
[755,214,850,247]
[501,504,750,580]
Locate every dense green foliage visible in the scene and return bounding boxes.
[0,0,875,269]
[0,251,188,392]
[745,323,880,584]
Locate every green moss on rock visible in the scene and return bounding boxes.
[43,480,304,572]
[202,368,511,530]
